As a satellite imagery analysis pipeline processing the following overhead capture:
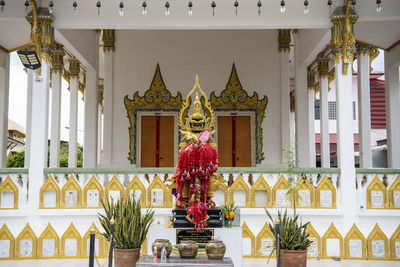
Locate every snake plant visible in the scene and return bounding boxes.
[98,193,154,249]
[265,209,312,251]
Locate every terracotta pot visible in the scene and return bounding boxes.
[280,249,307,267]
[114,247,141,267]
[151,239,172,258]
[205,240,226,259]
[178,240,198,259]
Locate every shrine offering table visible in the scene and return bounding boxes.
[147,227,242,267]
[136,256,234,267]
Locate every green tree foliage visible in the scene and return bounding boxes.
[6,142,83,168]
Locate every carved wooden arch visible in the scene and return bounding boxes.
[202,63,268,164]
[124,63,183,164]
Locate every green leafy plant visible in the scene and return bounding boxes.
[264,209,312,253]
[98,193,154,249]
[283,142,301,216]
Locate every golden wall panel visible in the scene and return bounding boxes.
[147,174,168,208]
[322,223,343,259]
[39,175,60,209]
[126,175,146,208]
[306,223,321,259]
[295,177,315,209]
[366,175,388,209]
[16,223,37,258]
[0,175,18,209]
[229,174,250,208]
[105,175,125,203]
[367,223,389,260]
[83,175,104,209]
[242,221,256,258]
[390,224,400,260]
[61,223,82,258]
[0,224,15,259]
[38,223,59,258]
[251,175,272,208]
[83,223,104,257]
[344,223,366,259]
[315,175,336,209]
[256,222,275,258]
[389,175,400,209]
[61,175,82,209]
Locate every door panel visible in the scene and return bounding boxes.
[218,116,233,167]
[141,116,157,167]
[159,116,174,167]
[235,116,251,167]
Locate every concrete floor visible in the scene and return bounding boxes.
[0,258,399,267]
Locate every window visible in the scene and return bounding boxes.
[328,101,336,120]
[314,100,320,120]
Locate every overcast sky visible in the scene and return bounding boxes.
[7,49,385,147]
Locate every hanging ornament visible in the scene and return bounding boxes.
[280,0,285,13]
[49,1,54,14]
[376,0,382,13]
[327,0,332,14]
[211,1,216,16]
[25,0,29,13]
[188,1,193,16]
[304,0,309,14]
[0,0,5,13]
[96,1,101,16]
[165,1,170,16]
[119,1,124,16]
[257,0,262,16]
[234,0,239,16]
[352,0,356,9]
[142,1,147,15]
[73,1,78,15]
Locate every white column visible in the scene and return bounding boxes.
[28,59,50,212]
[0,50,10,168]
[280,49,291,162]
[103,50,114,166]
[295,65,315,167]
[24,71,33,167]
[49,70,62,168]
[83,68,98,168]
[385,47,400,168]
[319,73,330,168]
[357,50,372,168]
[68,59,80,168]
[97,104,103,164]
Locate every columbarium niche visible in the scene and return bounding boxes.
[39,175,60,209]
[322,223,343,259]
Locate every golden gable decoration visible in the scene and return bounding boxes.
[61,223,82,258]
[38,223,59,258]
[389,174,400,209]
[366,175,388,209]
[229,174,250,208]
[0,175,18,209]
[322,223,343,259]
[272,175,291,208]
[208,174,228,206]
[344,223,366,259]
[126,175,146,208]
[124,63,183,164]
[390,224,400,260]
[256,222,275,258]
[251,174,272,208]
[61,175,82,209]
[202,63,268,164]
[147,174,168,208]
[306,223,321,259]
[367,223,389,260]
[315,175,336,209]
[16,223,37,258]
[83,223,104,257]
[105,175,125,203]
[242,221,256,258]
[0,224,15,259]
[39,175,60,209]
[83,175,104,209]
[295,177,315,208]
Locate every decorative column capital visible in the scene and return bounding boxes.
[50,46,64,74]
[102,29,115,52]
[79,72,86,94]
[307,71,316,90]
[278,29,291,53]
[69,59,80,78]
[328,68,335,90]
[330,1,358,75]
[317,57,330,78]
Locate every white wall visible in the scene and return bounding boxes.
[110,30,281,167]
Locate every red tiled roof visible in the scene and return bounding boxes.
[315,133,359,144]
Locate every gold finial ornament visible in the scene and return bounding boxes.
[275,217,281,224]
[90,226,96,234]
[110,217,115,225]
[178,75,216,149]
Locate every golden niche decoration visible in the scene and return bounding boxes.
[367,223,389,260]
[202,63,268,164]
[0,224,15,259]
[344,223,366,259]
[39,175,60,209]
[242,221,256,258]
[0,175,18,209]
[16,223,38,258]
[38,223,59,258]
[126,175,146,208]
[389,174,400,209]
[83,175,104,209]
[105,175,125,203]
[366,175,388,209]
[147,174,168,208]
[315,175,336,209]
[124,63,183,164]
[83,223,104,257]
[306,223,321,259]
[61,175,82,209]
[272,175,291,208]
[207,174,228,206]
[322,223,343,259]
[295,176,315,209]
[229,174,250,208]
[390,224,400,260]
[61,223,82,258]
[256,222,275,258]
[251,174,272,208]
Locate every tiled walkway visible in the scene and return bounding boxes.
[0,258,399,267]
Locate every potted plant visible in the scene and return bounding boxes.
[265,209,312,267]
[221,201,237,228]
[98,194,154,267]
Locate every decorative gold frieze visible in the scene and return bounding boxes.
[328,68,335,90]
[256,222,275,258]
[50,47,64,74]
[367,223,389,260]
[124,64,183,164]
[61,223,82,257]
[389,175,400,209]
[39,175,60,209]
[38,223,59,258]
[322,223,343,259]
[344,223,366,259]
[272,175,291,208]
[83,175,104,209]
[390,224,400,260]
[278,29,291,53]
[228,174,250,208]
[79,72,86,94]
[16,223,37,258]
[318,57,330,78]
[102,30,115,52]
[306,223,321,259]
[83,223,104,257]
[307,71,316,90]
[331,1,358,75]
[204,63,268,164]
[366,175,388,209]
[315,175,336,209]
[105,175,125,203]
[0,224,15,259]
[294,177,315,209]
[61,175,82,209]
[369,46,380,72]
[0,175,18,209]
[68,59,80,78]
[147,174,168,208]
[126,175,146,208]
[242,222,256,258]
[251,175,272,208]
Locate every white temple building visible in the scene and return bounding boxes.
[0,0,400,264]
